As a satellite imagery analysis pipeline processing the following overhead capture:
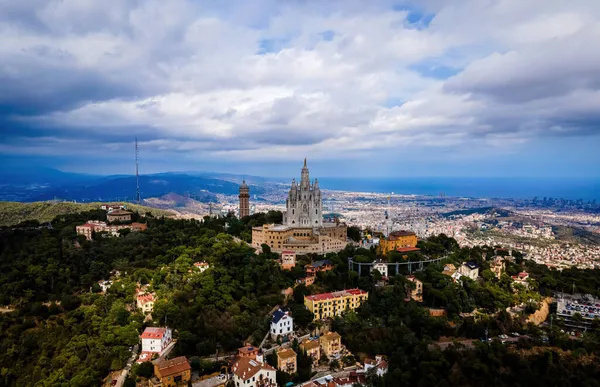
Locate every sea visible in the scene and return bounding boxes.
[317,177,600,201]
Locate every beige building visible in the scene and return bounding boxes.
[76,220,147,240]
[300,339,321,365]
[490,256,505,279]
[252,223,347,254]
[378,230,418,256]
[320,332,342,358]
[304,289,368,321]
[406,276,423,302]
[251,160,347,254]
[280,251,296,270]
[107,209,132,223]
[276,348,297,374]
[137,293,155,313]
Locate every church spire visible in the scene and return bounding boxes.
[304,158,307,167]
[300,158,309,188]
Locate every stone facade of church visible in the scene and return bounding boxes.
[252,160,347,255]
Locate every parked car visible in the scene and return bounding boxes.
[510,332,520,337]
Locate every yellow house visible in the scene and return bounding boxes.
[320,332,342,358]
[304,289,368,321]
[299,339,321,365]
[378,231,418,255]
[276,348,297,374]
[149,356,191,387]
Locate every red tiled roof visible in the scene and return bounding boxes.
[232,357,275,381]
[282,250,295,254]
[156,356,191,377]
[141,327,167,339]
[137,293,154,303]
[108,209,132,215]
[305,288,367,302]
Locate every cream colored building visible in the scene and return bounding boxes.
[276,348,297,374]
[406,276,423,302]
[320,332,342,358]
[304,289,368,321]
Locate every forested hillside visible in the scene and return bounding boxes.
[1,210,600,386]
[0,201,173,227]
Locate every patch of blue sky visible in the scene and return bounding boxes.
[383,97,405,108]
[392,4,434,29]
[256,38,291,54]
[409,62,461,80]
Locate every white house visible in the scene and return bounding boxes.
[371,258,388,277]
[270,308,293,339]
[364,355,388,377]
[232,355,277,387]
[193,261,210,273]
[141,327,172,354]
[458,261,479,281]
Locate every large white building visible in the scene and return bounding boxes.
[282,158,323,227]
[232,355,277,387]
[270,308,293,339]
[141,327,172,354]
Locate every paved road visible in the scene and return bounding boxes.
[192,375,229,387]
[430,336,527,350]
[115,344,139,387]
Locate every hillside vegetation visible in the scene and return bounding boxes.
[0,201,174,227]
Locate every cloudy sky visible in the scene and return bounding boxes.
[1,0,600,178]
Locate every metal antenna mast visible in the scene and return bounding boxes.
[135,137,141,204]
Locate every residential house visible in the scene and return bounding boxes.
[76,220,147,240]
[490,256,505,279]
[364,355,388,377]
[296,276,315,286]
[270,308,294,339]
[305,260,333,275]
[511,271,530,288]
[137,293,155,313]
[238,344,260,359]
[97,280,112,293]
[276,348,297,374]
[231,355,277,387]
[100,203,126,212]
[193,261,210,273]
[299,339,321,365]
[442,264,456,277]
[280,251,296,270]
[320,332,342,358]
[140,327,172,359]
[405,276,423,302]
[458,261,479,281]
[304,289,368,321]
[148,356,191,387]
[371,258,388,277]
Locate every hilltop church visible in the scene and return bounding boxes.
[252,159,348,254]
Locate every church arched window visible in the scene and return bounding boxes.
[292,209,294,215]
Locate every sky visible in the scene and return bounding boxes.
[1,0,600,178]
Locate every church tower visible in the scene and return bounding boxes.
[239,180,250,218]
[283,159,322,228]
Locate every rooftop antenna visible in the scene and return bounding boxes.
[135,137,141,204]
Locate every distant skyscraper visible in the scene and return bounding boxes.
[239,180,250,218]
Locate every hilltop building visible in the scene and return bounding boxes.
[106,209,133,223]
[76,220,147,240]
[378,231,418,255]
[239,180,250,219]
[251,160,347,254]
[371,258,388,277]
[304,289,368,320]
[490,256,505,279]
[458,261,479,281]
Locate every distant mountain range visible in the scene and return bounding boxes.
[0,168,268,203]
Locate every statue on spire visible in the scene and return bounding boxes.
[304,158,307,167]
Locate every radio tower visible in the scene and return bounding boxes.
[135,137,141,204]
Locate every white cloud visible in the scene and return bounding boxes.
[1,0,600,167]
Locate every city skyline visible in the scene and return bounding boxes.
[1,0,600,178]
